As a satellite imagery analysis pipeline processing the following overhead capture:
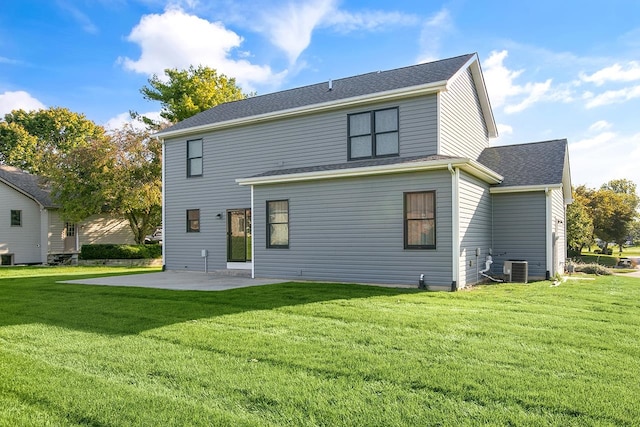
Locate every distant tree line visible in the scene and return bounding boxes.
[567,179,640,255]
[0,65,247,243]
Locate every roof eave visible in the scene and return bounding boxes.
[155,80,449,140]
[236,158,503,186]
[490,184,563,194]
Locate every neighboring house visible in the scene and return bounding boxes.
[155,53,572,290]
[0,165,135,265]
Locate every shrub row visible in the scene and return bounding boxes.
[570,262,613,275]
[80,244,162,260]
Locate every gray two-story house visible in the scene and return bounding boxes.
[155,53,572,290]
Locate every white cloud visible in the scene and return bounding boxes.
[103,111,164,131]
[0,91,46,115]
[589,120,612,132]
[251,1,418,65]
[58,1,99,34]
[119,7,283,91]
[497,123,513,136]
[260,0,336,64]
[580,61,640,86]
[503,79,552,113]
[416,8,453,63]
[325,9,418,33]
[570,131,640,188]
[483,50,553,114]
[584,84,640,108]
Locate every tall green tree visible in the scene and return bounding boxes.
[566,186,594,254]
[139,65,247,124]
[0,107,105,175]
[48,125,162,243]
[588,179,639,253]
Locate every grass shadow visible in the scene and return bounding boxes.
[0,272,419,336]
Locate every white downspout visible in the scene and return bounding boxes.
[250,185,255,279]
[448,163,460,290]
[545,187,552,279]
[161,139,166,270]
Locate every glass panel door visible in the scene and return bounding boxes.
[227,209,252,262]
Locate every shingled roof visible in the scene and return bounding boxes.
[477,139,568,187]
[157,53,477,136]
[0,165,55,207]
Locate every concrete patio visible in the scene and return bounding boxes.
[62,270,288,291]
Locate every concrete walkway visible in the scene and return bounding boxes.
[62,271,288,291]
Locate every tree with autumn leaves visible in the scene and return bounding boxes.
[0,65,246,243]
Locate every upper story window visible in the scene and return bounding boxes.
[187,139,203,177]
[348,107,399,160]
[404,191,436,249]
[187,209,200,232]
[10,210,21,226]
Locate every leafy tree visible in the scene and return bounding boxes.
[628,219,640,245]
[0,107,105,175]
[109,125,162,243]
[48,136,116,224]
[588,179,639,253]
[139,65,247,124]
[566,187,594,254]
[48,125,162,243]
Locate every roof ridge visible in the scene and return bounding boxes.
[222,53,477,105]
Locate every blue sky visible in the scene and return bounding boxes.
[1,0,640,189]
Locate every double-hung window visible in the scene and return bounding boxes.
[267,200,289,248]
[10,210,21,226]
[348,107,399,160]
[404,191,436,249]
[187,139,203,177]
[187,209,200,232]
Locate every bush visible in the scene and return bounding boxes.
[572,262,613,275]
[80,244,162,260]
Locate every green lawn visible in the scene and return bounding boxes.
[1,267,639,426]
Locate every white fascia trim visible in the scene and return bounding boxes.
[490,184,562,194]
[236,158,502,186]
[154,81,448,139]
[447,55,497,139]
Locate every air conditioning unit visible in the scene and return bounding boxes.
[503,260,528,283]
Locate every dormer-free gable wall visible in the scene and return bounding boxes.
[439,67,490,160]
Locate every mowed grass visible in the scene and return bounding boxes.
[1,267,639,426]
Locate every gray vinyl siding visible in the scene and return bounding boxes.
[252,170,453,287]
[551,188,566,275]
[491,191,547,280]
[458,172,492,287]
[163,95,439,271]
[0,183,42,264]
[439,68,489,160]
